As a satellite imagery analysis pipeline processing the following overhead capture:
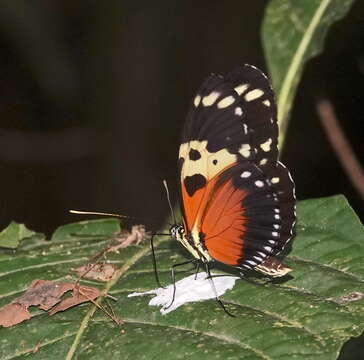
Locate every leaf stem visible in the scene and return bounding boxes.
[317,99,364,199]
[277,0,330,150]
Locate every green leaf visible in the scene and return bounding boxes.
[51,218,121,242]
[0,196,364,359]
[0,222,36,249]
[262,0,355,149]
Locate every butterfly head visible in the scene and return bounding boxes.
[170,224,185,242]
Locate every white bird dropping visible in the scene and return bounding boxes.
[128,272,239,314]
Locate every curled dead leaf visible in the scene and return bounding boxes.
[108,225,146,252]
[0,280,101,328]
[0,303,30,328]
[49,285,101,315]
[18,279,74,311]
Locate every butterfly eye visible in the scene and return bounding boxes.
[170,226,177,238]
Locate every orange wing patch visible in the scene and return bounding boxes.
[181,173,218,232]
[181,165,248,266]
[201,179,248,266]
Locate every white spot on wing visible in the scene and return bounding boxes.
[194,95,201,107]
[255,180,264,188]
[235,107,243,116]
[217,96,235,109]
[245,89,264,102]
[239,144,251,158]
[260,138,272,152]
[202,91,220,106]
[271,177,280,184]
[241,171,251,178]
[243,124,248,134]
[246,260,257,266]
[234,84,249,95]
[259,158,267,166]
[262,99,271,107]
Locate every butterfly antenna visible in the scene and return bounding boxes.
[163,180,176,225]
[69,210,158,224]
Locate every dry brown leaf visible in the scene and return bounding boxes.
[108,224,146,252]
[0,280,101,328]
[18,279,74,311]
[49,285,101,315]
[0,303,31,328]
[72,263,118,281]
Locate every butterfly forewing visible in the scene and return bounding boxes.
[225,65,279,169]
[179,73,252,229]
[178,64,296,274]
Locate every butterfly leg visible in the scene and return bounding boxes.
[164,259,196,310]
[204,262,235,317]
[194,261,201,280]
[172,258,199,275]
[150,232,170,288]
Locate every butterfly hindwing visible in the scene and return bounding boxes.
[200,162,280,267]
[266,161,296,254]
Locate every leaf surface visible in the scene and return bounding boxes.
[262,0,355,148]
[0,222,36,249]
[0,196,363,360]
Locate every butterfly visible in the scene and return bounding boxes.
[169,64,296,278]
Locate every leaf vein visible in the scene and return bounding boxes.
[0,258,88,278]
[224,299,325,345]
[122,317,273,360]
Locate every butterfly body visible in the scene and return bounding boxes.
[170,224,212,263]
[173,64,296,278]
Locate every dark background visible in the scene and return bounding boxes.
[0,1,363,357]
[0,0,363,236]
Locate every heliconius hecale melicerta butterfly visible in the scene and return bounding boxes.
[156,65,296,296]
